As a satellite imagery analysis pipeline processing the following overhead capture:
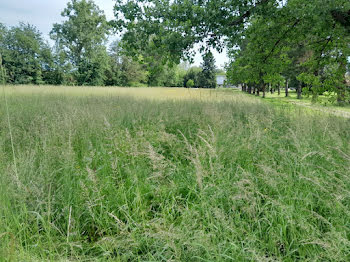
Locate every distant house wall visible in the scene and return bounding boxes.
[346,72,350,86]
[216,75,226,86]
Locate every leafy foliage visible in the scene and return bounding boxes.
[0,23,52,84]
[183,66,202,88]
[225,0,350,102]
[200,52,217,88]
[50,0,110,85]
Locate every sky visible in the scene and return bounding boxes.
[0,0,229,68]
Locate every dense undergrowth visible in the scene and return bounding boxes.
[1,87,350,261]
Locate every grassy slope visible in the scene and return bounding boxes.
[1,86,350,261]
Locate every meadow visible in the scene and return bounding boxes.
[1,85,350,261]
[261,90,350,119]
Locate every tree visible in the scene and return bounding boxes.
[225,0,350,101]
[50,0,110,85]
[200,52,217,88]
[173,63,189,87]
[186,79,194,88]
[104,41,124,86]
[114,0,276,63]
[0,54,5,85]
[115,0,350,102]
[120,57,147,86]
[0,23,52,84]
[183,67,202,88]
[105,40,150,87]
[0,23,7,84]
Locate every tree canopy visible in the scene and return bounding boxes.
[0,23,52,85]
[113,0,350,101]
[0,0,349,102]
[50,0,111,85]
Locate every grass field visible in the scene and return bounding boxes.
[258,90,350,118]
[1,85,350,261]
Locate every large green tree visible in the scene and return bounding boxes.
[200,52,217,88]
[0,23,52,84]
[114,0,276,63]
[115,0,350,101]
[50,0,110,85]
[115,0,349,58]
[226,0,350,101]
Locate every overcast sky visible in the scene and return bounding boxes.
[0,0,228,68]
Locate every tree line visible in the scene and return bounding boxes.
[0,0,217,88]
[1,0,349,101]
[226,0,350,103]
[114,0,350,104]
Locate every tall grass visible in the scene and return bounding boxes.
[1,86,350,261]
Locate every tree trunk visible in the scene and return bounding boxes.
[337,57,347,104]
[311,71,319,102]
[256,88,260,96]
[248,85,252,94]
[337,86,346,104]
[252,86,256,95]
[297,83,302,99]
[278,84,280,95]
[285,80,289,97]
[0,54,5,85]
[262,84,266,98]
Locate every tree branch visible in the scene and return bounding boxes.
[331,9,350,29]
[263,19,300,62]
[228,0,272,27]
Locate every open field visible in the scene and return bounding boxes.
[258,90,350,118]
[2,85,234,102]
[1,85,350,261]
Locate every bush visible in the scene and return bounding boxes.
[186,79,194,88]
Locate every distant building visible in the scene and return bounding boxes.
[216,75,239,88]
[216,75,226,86]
